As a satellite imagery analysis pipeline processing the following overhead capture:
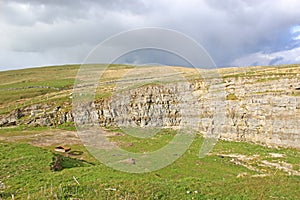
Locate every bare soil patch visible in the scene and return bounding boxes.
[0,130,81,147]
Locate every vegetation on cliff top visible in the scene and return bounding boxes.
[1,63,299,115]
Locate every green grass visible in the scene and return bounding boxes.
[0,127,299,199]
[57,122,77,131]
[0,64,134,114]
[109,128,176,152]
[256,77,280,83]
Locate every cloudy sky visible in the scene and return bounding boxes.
[1,0,300,71]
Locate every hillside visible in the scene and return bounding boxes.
[1,64,299,148]
[0,64,299,199]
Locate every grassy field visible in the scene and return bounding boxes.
[0,64,299,199]
[0,126,299,199]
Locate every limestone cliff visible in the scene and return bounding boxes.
[1,67,299,149]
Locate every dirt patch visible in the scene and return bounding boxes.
[0,130,81,147]
[0,129,121,147]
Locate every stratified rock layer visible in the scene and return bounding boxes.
[1,70,299,149]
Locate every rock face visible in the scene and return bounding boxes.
[1,74,299,149]
[216,77,299,149]
[72,82,200,130]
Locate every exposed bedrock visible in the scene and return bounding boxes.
[1,76,299,149]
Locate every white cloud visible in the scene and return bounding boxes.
[231,47,300,66]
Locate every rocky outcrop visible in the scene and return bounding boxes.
[72,82,200,129]
[1,75,299,149]
[218,77,300,149]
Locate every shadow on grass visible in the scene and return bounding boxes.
[50,154,95,171]
[0,192,12,199]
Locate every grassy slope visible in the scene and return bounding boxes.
[0,64,299,199]
[0,64,134,114]
[0,65,78,114]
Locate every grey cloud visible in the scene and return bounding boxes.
[1,0,102,26]
[189,0,300,64]
[1,0,300,70]
[1,0,147,25]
